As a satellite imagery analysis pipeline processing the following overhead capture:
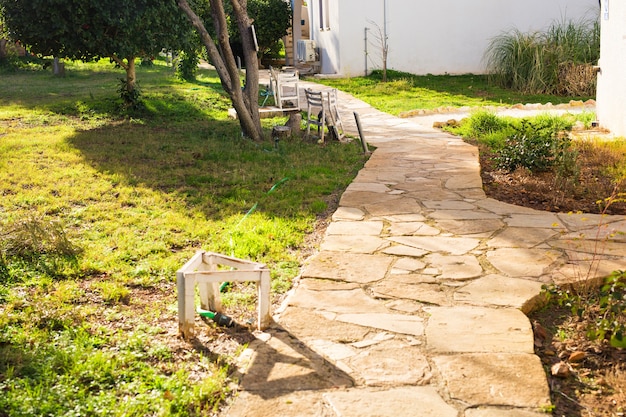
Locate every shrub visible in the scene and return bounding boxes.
[495,117,574,173]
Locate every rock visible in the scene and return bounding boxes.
[569,100,584,107]
[568,351,586,363]
[532,321,548,341]
[551,361,571,378]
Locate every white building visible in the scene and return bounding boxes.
[596,0,626,136]
[293,0,598,76]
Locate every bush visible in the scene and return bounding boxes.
[176,50,199,81]
[495,117,573,173]
[485,18,599,95]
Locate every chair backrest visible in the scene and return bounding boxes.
[305,88,324,109]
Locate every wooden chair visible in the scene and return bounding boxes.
[269,66,300,110]
[305,88,345,142]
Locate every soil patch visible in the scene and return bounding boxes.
[475,134,626,215]
[473,132,626,416]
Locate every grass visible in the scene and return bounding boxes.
[312,69,594,116]
[0,58,367,416]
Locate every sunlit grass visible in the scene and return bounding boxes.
[0,59,367,415]
[312,70,594,116]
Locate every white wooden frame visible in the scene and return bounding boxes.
[177,251,271,339]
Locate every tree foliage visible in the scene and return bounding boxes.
[228,0,291,59]
[0,0,192,102]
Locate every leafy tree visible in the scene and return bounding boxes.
[0,0,192,104]
[228,0,292,61]
[178,0,264,142]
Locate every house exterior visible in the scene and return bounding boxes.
[596,0,626,136]
[293,0,598,76]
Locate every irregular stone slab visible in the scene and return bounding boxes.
[226,390,328,417]
[386,299,423,313]
[382,244,429,257]
[445,174,483,190]
[457,188,487,200]
[298,278,361,292]
[279,307,370,342]
[365,197,423,216]
[289,286,389,313]
[326,221,384,236]
[454,274,544,313]
[549,259,626,286]
[309,339,357,361]
[303,252,394,283]
[423,200,476,210]
[505,213,564,229]
[345,341,432,386]
[345,182,390,193]
[407,189,463,201]
[465,408,549,417]
[238,330,354,393]
[323,386,457,417]
[556,211,618,231]
[335,313,425,336]
[424,253,483,280]
[391,257,426,273]
[436,218,504,235]
[340,191,402,208]
[487,227,559,248]
[383,213,427,222]
[476,198,540,215]
[332,206,365,221]
[487,247,562,277]
[350,332,395,349]
[432,353,550,408]
[425,306,534,353]
[387,222,441,236]
[321,235,390,253]
[549,239,626,257]
[389,236,480,255]
[372,279,451,306]
[429,210,501,220]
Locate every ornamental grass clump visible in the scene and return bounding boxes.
[485,18,600,95]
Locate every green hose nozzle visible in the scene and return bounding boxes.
[197,308,235,327]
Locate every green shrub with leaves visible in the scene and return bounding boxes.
[495,117,574,173]
[175,50,200,81]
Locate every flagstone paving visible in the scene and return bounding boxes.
[221,78,625,416]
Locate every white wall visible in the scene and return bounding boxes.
[596,0,626,136]
[308,0,599,76]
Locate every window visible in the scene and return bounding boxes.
[318,0,330,30]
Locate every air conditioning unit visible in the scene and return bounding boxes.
[297,40,317,62]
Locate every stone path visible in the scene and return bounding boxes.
[222,77,626,416]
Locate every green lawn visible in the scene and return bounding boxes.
[312,69,595,116]
[0,59,367,416]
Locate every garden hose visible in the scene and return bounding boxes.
[197,308,235,327]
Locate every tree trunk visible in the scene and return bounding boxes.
[126,58,136,94]
[178,0,264,142]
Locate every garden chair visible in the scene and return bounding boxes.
[304,88,344,142]
[269,66,300,110]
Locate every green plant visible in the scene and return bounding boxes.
[176,50,199,81]
[485,17,600,95]
[466,109,510,138]
[495,117,573,173]
[118,77,142,109]
[545,271,626,348]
